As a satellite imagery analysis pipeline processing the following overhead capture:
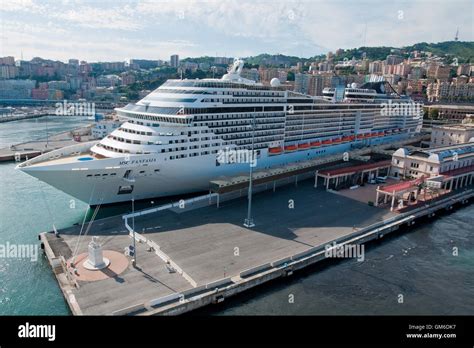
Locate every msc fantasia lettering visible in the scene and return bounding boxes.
[119,158,157,165]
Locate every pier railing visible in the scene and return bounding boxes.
[122,193,218,221]
[140,187,473,313]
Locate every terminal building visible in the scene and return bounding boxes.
[430,115,474,146]
[390,143,474,180]
[375,143,474,211]
[424,104,474,122]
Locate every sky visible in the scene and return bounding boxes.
[1,0,473,63]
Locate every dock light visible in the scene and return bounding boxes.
[243,112,256,228]
[132,198,137,267]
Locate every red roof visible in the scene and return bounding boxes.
[380,181,416,193]
[441,164,474,178]
[319,160,391,176]
[380,176,425,193]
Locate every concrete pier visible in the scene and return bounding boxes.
[0,112,49,123]
[0,125,94,162]
[39,177,473,316]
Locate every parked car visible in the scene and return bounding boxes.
[376,176,387,183]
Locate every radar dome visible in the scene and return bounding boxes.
[351,82,358,88]
[270,78,281,87]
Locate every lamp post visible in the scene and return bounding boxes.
[45,116,49,148]
[132,197,136,266]
[244,112,256,228]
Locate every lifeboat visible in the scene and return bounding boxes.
[310,141,321,147]
[356,134,364,140]
[284,144,298,152]
[298,143,310,150]
[332,137,342,143]
[378,131,384,136]
[322,139,332,145]
[268,146,283,155]
[349,135,356,141]
[341,136,352,142]
[363,133,372,138]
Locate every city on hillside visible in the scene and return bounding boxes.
[1,41,473,121]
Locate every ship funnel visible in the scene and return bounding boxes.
[228,58,244,75]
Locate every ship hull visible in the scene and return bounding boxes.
[19,133,409,205]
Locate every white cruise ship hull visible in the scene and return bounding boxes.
[18,134,410,205]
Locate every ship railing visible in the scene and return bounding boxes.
[17,140,100,167]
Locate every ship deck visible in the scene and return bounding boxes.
[24,152,105,167]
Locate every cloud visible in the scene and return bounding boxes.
[50,5,143,31]
[0,0,45,13]
[1,0,472,61]
[135,0,310,39]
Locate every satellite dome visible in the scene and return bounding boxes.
[270,78,281,87]
[351,82,358,88]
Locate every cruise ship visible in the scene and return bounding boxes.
[17,59,423,205]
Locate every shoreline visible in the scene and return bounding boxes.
[0,117,94,163]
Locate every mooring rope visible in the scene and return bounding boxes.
[70,181,100,264]
[70,195,104,266]
[39,184,56,231]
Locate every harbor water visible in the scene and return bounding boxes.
[0,116,472,315]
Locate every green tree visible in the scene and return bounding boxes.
[430,108,439,119]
